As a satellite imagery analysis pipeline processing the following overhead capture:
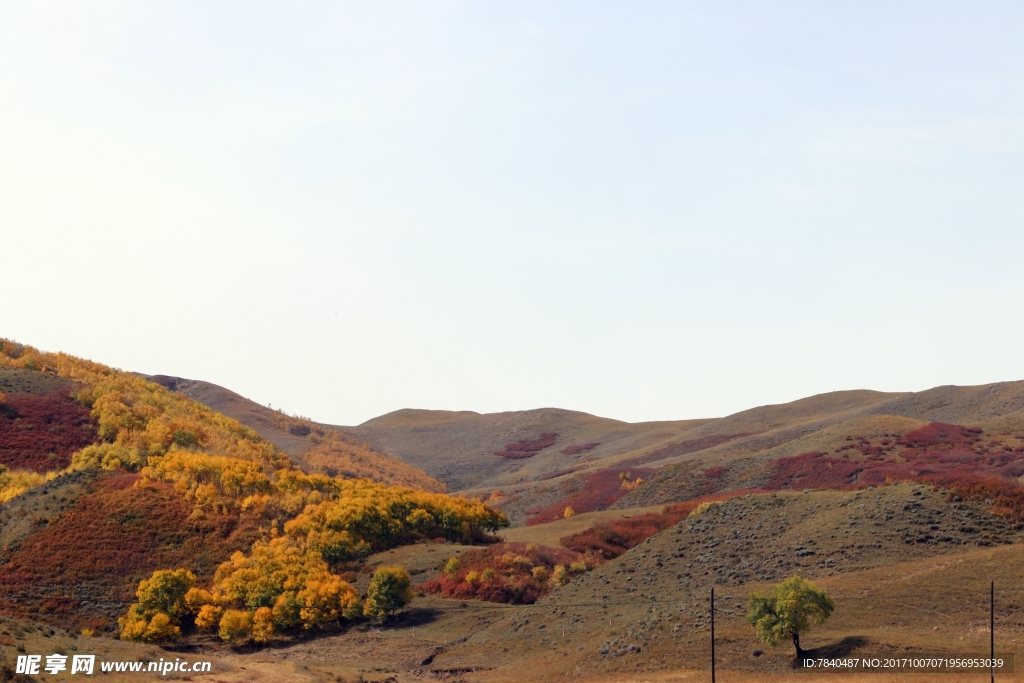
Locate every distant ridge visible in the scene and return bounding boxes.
[140,374,444,492]
[157,375,1024,505]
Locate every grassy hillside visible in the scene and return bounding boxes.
[143,375,444,492]
[344,408,710,492]
[16,485,1012,682]
[325,384,1024,530]
[164,372,1024,535]
[5,338,1024,681]
[0,339,500,644]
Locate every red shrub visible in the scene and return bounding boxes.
[525,467,656,525]
[0,392,96,472]
[899,422,982,448]
[560,489,764,559]
[419,542,587,604]
[703,466,727,479]
[0,472,260,630]
[921,473,1024,523]
[560,512,683,560]
[561,442,601,455]
[494,433,558,459]
[765,452,864,490]
[697,465,729,495]
[766,441,1024,493]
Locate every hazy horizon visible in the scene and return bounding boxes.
[2,2,1022,425]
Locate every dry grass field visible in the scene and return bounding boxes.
[4,490,1024,682]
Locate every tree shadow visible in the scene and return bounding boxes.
[209,608,445,653]
[384,607,445,628]
[793,636,869,667]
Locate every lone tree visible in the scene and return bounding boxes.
[364,565,414,622]
[747,574,834,657]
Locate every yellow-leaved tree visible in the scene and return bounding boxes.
[363,566,413,621]
[121,481,508,643]
[118,569,196,644]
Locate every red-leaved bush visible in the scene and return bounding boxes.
[899,422,982,448]
[559,489,764,560]
[765,422,1024,492]
[559,506,689,560]
[0,472,260,630]
[494,433,558,459]
[525,467,656,525]
[921,473,1024,523]
[765,452,864,490]
[0,391,97,472]
[419,542,590,604]
[697,465,729,495]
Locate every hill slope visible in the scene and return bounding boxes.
[0,340,475,637]
[155,376,1024,527]
[346,408,710,492]
[340,383,1024,526]
[141,374,444,492]
[340,385,1024,495]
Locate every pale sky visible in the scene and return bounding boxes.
[1,2,1022,425]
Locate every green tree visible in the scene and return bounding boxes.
[363,565,413,621]
[747,575,834,657]
[119,568,196,643]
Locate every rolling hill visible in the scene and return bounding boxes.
[148,374,1024,528]
[0,340,480,639]
[5,337,1024,683]
[140,374,444,492]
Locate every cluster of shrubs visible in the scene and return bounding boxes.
[923,473,1024,523]
[0,391,95,472]
[559,505,690,559]
[899,422,982,447]
[117,478,508,642]
[494,433,558,459]
[559,492,753,560]
[525,467,655,525]
[120,560,414,644]
[0,472,260,629]
[420,542,593,604]
[766,423,1024,492]
[697,465,728,495]
[425,493,763,606]
[834,435,897,458]
[764,452,864,490]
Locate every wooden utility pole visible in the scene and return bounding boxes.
[710,587,716,683]
[991,581,995,683]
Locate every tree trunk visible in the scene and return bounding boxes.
[792,631,804,658]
